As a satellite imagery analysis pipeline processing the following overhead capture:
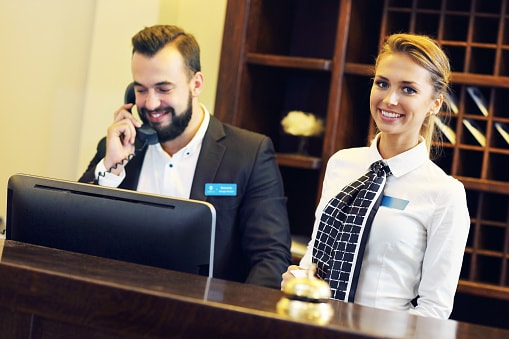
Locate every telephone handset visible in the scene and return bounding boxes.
[124,82,159,146]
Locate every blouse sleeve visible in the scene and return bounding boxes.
[299,167,335,268]
[299,152,353,268]
[410,178,470,319]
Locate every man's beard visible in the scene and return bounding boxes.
[139,95,193,143]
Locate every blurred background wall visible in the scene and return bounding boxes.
[0,0,227,226]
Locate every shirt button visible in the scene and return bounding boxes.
[169,164,173,168]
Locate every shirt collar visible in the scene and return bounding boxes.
[367,133,429,178]
[181,103,210,158]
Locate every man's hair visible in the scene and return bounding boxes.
[132,25,201,77]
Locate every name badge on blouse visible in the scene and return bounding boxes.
[205,183,237,196]
[381,195,409,210]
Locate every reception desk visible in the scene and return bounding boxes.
[0,239,508,338]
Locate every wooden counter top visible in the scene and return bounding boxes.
[1,239,508,338]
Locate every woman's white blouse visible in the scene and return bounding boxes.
[300,136,470,319]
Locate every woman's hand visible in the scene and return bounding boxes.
[281,265,306,291]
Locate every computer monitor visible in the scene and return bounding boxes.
[6,174,216,277]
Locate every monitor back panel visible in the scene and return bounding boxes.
[6,174,216,277]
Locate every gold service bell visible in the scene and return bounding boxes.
[277,265,334,325]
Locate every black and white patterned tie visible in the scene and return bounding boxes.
[313,160,392,302]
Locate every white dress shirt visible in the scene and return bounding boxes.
[300,134,470,319]
[95,105,210,199]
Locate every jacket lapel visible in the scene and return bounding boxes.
[190,116,226,201]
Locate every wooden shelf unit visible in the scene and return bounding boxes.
[214,0,509,312]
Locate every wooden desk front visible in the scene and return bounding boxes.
[0,239,507,338]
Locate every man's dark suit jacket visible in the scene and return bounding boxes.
[79,115,292,289]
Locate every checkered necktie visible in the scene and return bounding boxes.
[313,160,392,302]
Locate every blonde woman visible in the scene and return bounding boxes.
[282,33,470,319]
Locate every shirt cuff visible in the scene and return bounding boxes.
[95,158,126,188]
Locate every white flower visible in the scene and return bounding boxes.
[281,111,324,137]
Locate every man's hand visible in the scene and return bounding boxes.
[104,103,142,175]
